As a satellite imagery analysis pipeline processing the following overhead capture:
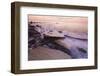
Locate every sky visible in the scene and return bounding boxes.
[28,15,88,33]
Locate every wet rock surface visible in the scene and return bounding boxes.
[28,22,88,60]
